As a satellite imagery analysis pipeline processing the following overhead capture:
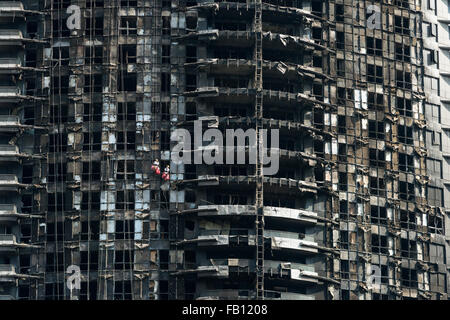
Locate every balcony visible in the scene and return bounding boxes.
[0,234,17,252]
[0,2,25,18]
[0,264,17,282]
[0,204,18,222]
[0,115,20,132]
[0,174,21,191]
[0,58,21,74]
[0,86,22,101]
[0,145,20,161]
[0,30,26,46]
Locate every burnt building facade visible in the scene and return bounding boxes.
[0,0,448,300]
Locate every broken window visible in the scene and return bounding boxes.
[120,17,137,35]
[371,206,387,225]
[116,190,135,210]
[367,37,382,56]
[399,181,415,201]
[400,210,416,230]
[401,268,418,288]
[428,215,443,234]
[397,97,412,117]
[86,16,103,36]
[115,220,135,240]
[367,64,383,84]
[83,131,101,151]
[83,103,102,122]
[396,70,412,89]
[395,15,410,35]
[370,176,385,196]
[371,234,388,254]
[84,74,103,93]
[53,46,70,66]
[118,102,136,121]
[369,148,385,168]
[117,131,136,151]
[119,44,137,64]
[114,281,132,300]
[82,161,101,181]
[117,160,135,180]
[399,153,414,173]
[369,120,385,140]
[336,31,345,50]
[398,125,413,145]
[338,172,348,191]
[118,72,137,92]
[395,43,411,62]
[368,92,384,110]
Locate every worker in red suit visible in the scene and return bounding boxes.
[162,165,170,181]
[151,159,160,175]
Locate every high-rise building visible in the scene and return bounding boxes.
[0,0,448,300]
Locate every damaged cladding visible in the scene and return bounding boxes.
[0,0,448,301]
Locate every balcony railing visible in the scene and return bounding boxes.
[0,234,16,242]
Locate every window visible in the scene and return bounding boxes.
[85,16,103,36]
[117,160,135,180]
[425,49,438,65]
[400,210,416,230]
[336,31,345,49]
[118,102,136,121]
[398,125,413,145]
[401,268,418,288]
[337,59,345,77]
[425,104,440,124]
[427,158,442,178]
[371,206,387,225]
[335,4,344,22]
[83,103,102,122]
[117,131,136,151]
[116,190,135,210]
[397,97,412,117]
[399,153,414,173]
[82,161,101,181]
[395,43,411,62]
[115,221,135,240]
[426,130,441,148]
[368,92,384,110]
[119,44,137,64]
[428,215,443,234]
[338,172,347,191]
[428,186,443,207]
[369,120,385,140]
[367,64,383,84]
[120,17,137,35]
[84,74,102,93]
[424,76,439,95]
[371,234,388,254]
[370,176,385,196]
[367,37,382,56]
[401,239,417,259]
[369,148,385,168]
[396,70,411,89]
[85,45,103,64]
[83,131,101,151]
[399,181,415,201]
[395,15,410,35]
[118,72,137,92]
